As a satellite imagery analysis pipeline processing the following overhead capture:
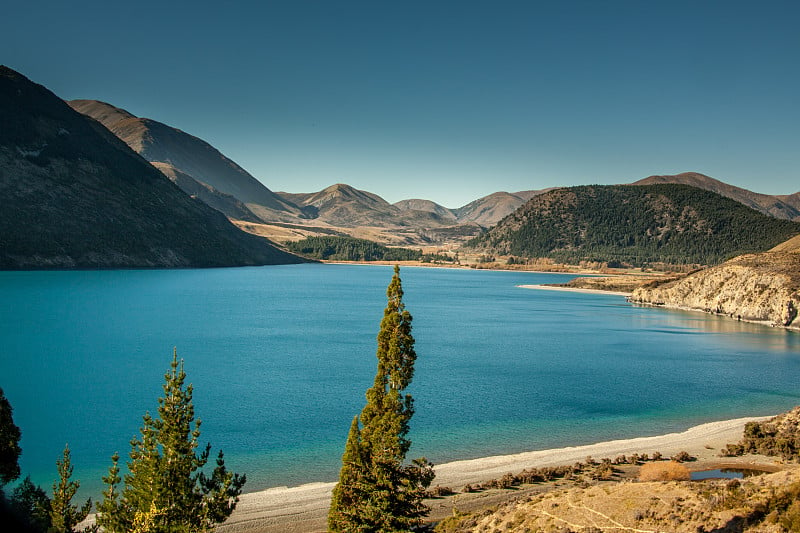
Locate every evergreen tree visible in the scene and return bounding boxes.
[49,445,92,533]
[97,349,246,533]
[329,266,435,532]
[0,387,22,490]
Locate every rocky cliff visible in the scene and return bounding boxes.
[630,236,800,329]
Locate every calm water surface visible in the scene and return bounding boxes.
[0,264,798,499]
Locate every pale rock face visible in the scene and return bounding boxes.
[630,253,800,330]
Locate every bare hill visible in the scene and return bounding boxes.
[453,189,551,226]
[68,99,301,220]
[393,198,457,222]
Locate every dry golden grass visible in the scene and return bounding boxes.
[639,461,691,481]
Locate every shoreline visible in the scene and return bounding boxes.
[320,260,641,277]
[517,283,632,297]
[218,415,769,533]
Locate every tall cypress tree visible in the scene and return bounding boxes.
[97,349,246,532]
[329,266,435,532]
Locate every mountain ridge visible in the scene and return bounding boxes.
[68,99,301,219]
[0,66,303,268]
[632,172,800,220]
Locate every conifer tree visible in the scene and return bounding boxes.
[97,349,246,532]
[329,266,435,532]
[49,444,92,533]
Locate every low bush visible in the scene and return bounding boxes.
[639,461,691,481]
[671,451,695,462]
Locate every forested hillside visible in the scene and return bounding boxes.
[468,184,800,266]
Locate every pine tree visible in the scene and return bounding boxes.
[329,266,435,532]
[49,444,92,533]
[97,349,246,532]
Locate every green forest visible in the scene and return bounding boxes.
[286,236,453,263]
[469,184,800,267]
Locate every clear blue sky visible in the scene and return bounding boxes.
[4,0,798,207]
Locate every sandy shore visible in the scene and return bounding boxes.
[517,283,632,297]
[218,416,768,533]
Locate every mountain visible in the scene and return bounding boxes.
[393,198,457,222]
[68,99,300,221]
[468,184,800,266]
[278,183,402,227]
[0,66,303,268]
[630,233,800,330]
[632,172,800,220]
[777,191,800,212]
[277,183,458,229]
[453,190,550,226]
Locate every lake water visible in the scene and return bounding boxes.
[1,264,798,500]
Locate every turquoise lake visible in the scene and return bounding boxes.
[1,264,799,500]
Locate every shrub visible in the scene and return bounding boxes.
[671,451,695,462]
[639,461,691,481]
[429,485,455,497]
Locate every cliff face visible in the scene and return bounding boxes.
[630,249,800,330]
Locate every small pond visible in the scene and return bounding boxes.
[691,468,769,480]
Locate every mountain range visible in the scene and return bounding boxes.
[0,66,302,268]
[63,99,556,243]
[3,65,799,269]
[66,100,800,250]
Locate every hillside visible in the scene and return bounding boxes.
[151,161,262,223]
[68,99,301,222]
[453,189,548,226]
[468,184,800,267]
[0,66,303,268]
[630,234,800,330]
[633,172,800,220]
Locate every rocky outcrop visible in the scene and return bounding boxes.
[630,243,800,329]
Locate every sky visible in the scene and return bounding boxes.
[3,0,798,207]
